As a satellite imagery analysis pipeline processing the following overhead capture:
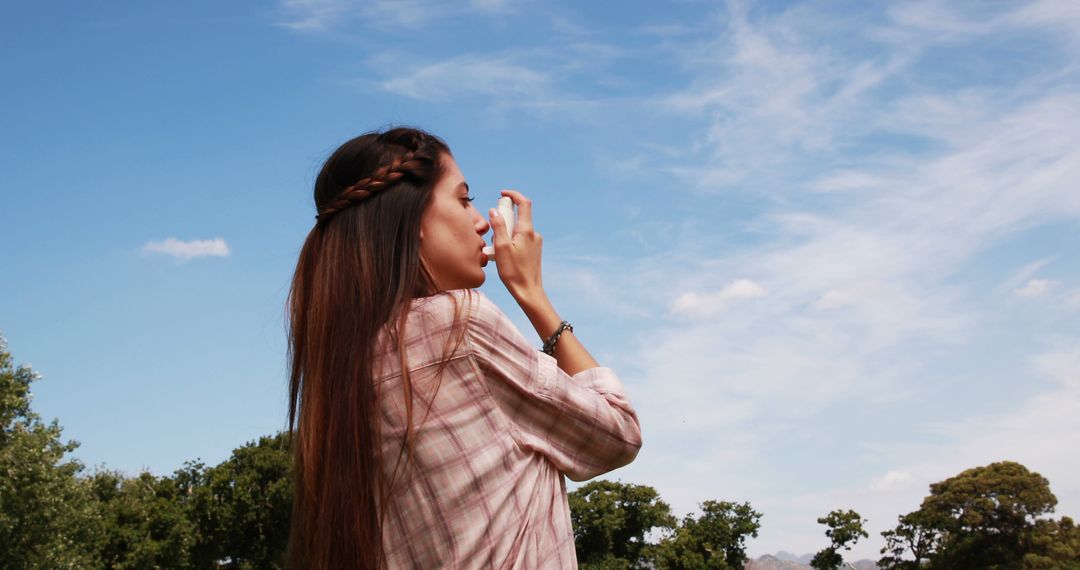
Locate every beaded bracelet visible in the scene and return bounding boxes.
[541,321,573,356]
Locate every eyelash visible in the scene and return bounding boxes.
[465,196,476,203]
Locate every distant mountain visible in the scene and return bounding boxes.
[744,554,879,570]
[774,551,813,564]
[745,555,807,569]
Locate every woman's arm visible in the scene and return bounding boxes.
[515,290,597,377]
[465,290,641,482]
[487,189,598,377]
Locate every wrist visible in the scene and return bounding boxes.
[542,321,573,355]
[512,286,549,312]
[514,290,563,341]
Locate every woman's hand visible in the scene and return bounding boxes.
[488,189,545,305]
[489,190,599,373]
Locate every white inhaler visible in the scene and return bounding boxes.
[482,196,515,259]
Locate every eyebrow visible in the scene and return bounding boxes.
[458,181,470,193]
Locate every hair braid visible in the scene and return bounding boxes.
[315,151,427,223]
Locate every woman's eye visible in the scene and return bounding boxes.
[465,196,476,204]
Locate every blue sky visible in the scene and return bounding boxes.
[3,0,1080,559]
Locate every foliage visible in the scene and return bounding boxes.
[809,548,843,570]
[181,432,293,569]
[567,481,763,570]
[82,433,292,569]
[569,479,677,569]
[1023,516,1080,569]
[650,500,763,569]
[879,509,939,569]
[87,469,196,569]
[0,334,99,569]
[0,334,293,569]
[924,461,1056,568]
[810,509,868,570]
[878,461,1075,570]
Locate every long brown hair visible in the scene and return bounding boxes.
[285,127,472,569]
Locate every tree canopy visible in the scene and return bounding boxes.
[810,509,868,570]
[569,479,677,568]
[879,461,1078,569]
[649,500,763,569]
[0,334,293,569]
[0,334,98,569]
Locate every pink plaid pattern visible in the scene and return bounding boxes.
[371,289,642,569]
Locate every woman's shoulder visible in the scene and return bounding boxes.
[373,290,502,379]
[410,289,505,326]
[408,290,524,356]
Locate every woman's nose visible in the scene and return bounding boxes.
[475,212,491,234]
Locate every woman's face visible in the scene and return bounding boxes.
[419,154,491,292]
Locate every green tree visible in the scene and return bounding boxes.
[87,469,196,569]
[923,461,1057,568]
[0,334,99,569]
[810,509,868,570]
[568,480,677,569]
[0,333,296,569]
[651,500,762,569]
[878,461,1072,570]
[878,510,939,569]
[173,459,216,567]
[181,433,293,569]
[1024,516,1080,569]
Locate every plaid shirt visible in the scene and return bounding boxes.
[372,289,642,569]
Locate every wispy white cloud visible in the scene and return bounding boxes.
[360,44,640,124]
[1067,289,1080,310]
[1000,258,1058,294]
[276,0,350,31]
[276,0,517,31]
[886,0,1080,47]
[813,281,883,311]
[649,4,921,194]
[808,171,888,194]
[469,0,510,12]
[354,0,449,28]
[141,238,231,261]
[867,470,914,493]
[670,278,766,318]
[378,54,549,101]
[1015,278,1060,297]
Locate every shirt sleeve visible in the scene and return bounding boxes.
[463,290,642,482]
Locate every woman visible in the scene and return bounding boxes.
[285,127,642,569]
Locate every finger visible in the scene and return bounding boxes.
[488,208,510,248]
[500,189,533,233]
